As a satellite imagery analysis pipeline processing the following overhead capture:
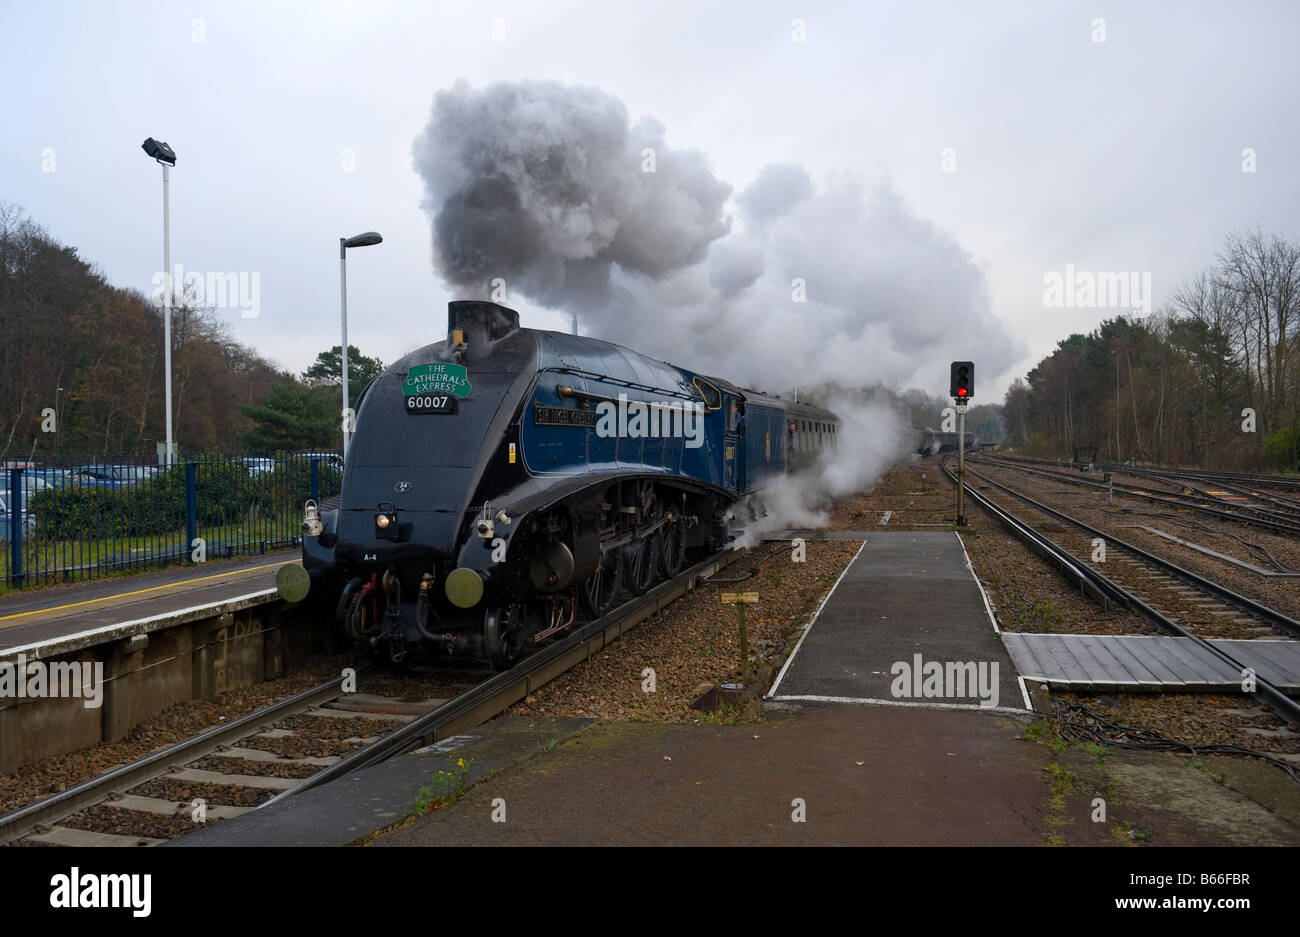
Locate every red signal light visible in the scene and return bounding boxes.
[957,388,967,397]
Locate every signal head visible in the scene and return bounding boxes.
[950,361,974,401]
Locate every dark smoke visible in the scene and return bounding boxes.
[413,80,1021,392]
[412,80,1021,524]
[413,80,731,311]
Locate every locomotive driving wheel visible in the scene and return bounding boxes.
[622,481,660,595]
[622,532,659,596]
[658,518,684,578]
[483,603,526,667]
[580,547,620,617]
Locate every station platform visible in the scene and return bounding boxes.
[0,551,297,656]
[769,532,1030,713]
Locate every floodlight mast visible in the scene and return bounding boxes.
[339,232,384,455]
[141,137,177,463]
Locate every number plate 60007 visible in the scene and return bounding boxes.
[405,394,458,414]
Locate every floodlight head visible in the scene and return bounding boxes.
[141,137,177,166]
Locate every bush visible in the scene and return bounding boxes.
[28,455,342,542]
[260,459,342,508]
[1261,428,1297,473]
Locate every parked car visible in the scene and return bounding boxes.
[1,475,51,498]
[0,491,36,541]
[242,457,276,476]
[73,464,129,487]
[296,452,344,469]
[29,468,72,489]
[115,465,159,484]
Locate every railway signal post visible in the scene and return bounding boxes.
[950,361,974,526]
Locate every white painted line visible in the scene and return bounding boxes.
[0,588,278,660]
[765,693,1032,716]
[954,531,1002,635]
[1016,675,1034,711]
[766,539,868,699]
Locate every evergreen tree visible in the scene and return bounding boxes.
[240,380,338,451]
[302,345,385,402]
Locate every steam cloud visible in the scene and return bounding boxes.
[413,80,1016,521]
[413,79,1019,390]
[730,391,913,547]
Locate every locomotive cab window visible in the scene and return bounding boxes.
[693,377,722,410]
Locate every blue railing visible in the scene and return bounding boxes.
[1,453,343,590]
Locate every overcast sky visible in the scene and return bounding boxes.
[3,0,1297,400]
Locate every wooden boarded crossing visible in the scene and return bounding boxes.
[1002,634,1300,691]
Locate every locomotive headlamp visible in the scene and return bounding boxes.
[301,500,323,537]
[375,503,399,540]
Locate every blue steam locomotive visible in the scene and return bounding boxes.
[298,301,838,665]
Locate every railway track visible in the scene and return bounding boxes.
[0,547,742,846]
[942,457,1300,726]
[987,453,1300,494]
[972,455,1300,536]
[1124,469,1300,519]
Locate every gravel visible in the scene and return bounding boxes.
[59,804,212,840]
[131,777,276,808]
[188,755,322,779]
[1053,691,1299,754]
[510,540,863,721]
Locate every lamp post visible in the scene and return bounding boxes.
[141,137,177,464]
[339,232,383,455]
[54,386,63,457]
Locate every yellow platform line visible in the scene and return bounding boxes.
[0,561,290,624]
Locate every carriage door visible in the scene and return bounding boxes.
[723,394,744,492]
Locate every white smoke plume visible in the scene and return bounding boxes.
[730,392,913,547]
[412,79,1020,391]
[412,80,1017,514]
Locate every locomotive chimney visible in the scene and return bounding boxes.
[447,301,521,361]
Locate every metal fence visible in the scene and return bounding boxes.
[2,453,343,590]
